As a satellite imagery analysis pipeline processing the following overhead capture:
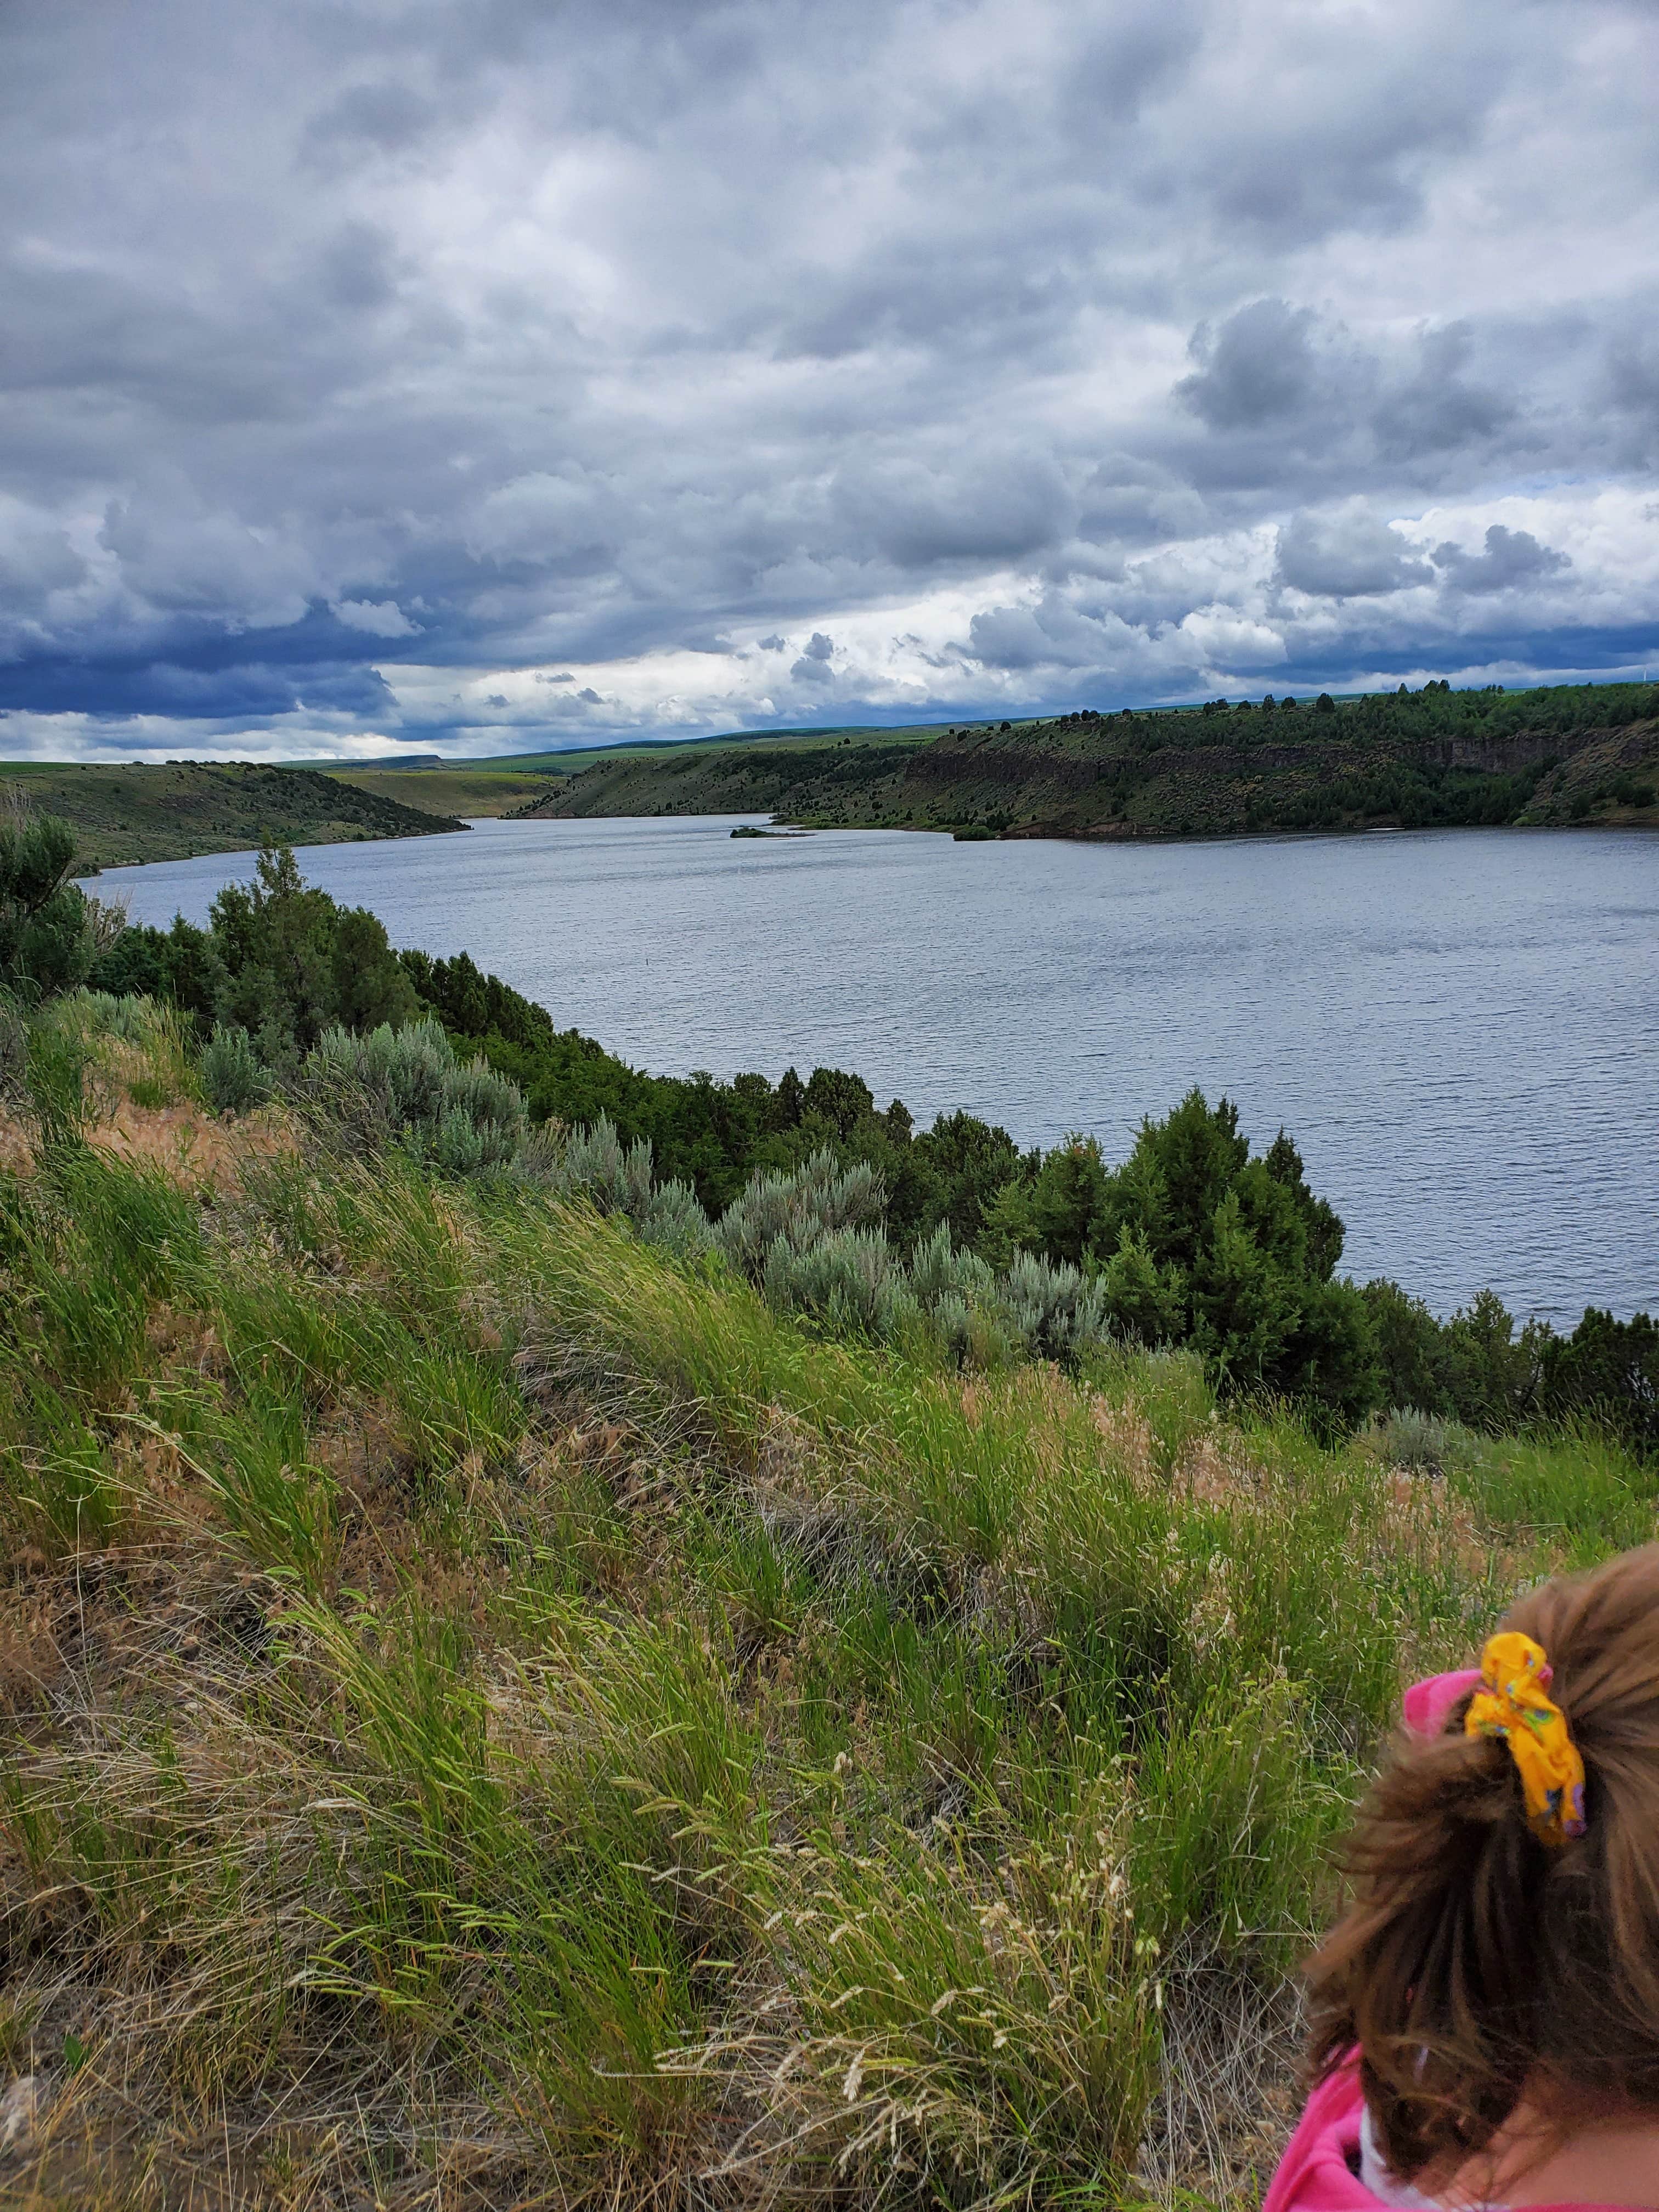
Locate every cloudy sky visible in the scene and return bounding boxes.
[3,0,1657,763]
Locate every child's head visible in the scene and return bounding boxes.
[1307,1541,1659,2182]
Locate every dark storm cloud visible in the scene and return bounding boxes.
[3,652,396,720]
[789,635,836,684]
[1,0,1656,757]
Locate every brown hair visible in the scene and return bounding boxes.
[1306,1542,1659,2184]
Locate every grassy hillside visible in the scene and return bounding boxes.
[14,685,1653,870]
[521,683,1659,839]
[2,999,1653,2208]
[326,763,573,818]
[527,733,930,823]
[1,762,465,871]
[331,726,952,821]
[466,721,969,770]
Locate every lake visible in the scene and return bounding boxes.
[95,816,1658,1325]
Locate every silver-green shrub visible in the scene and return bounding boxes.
[362,1016,455,1126]
[60,989,155,1046]
[554,1114,657,1217]
[636,1178,716,1259]
[992,1250,1115,1362]
[905,1220,995,1307]
[200,1023,269,1115]
[761,1224,922,1342]
[303,1018,527,1173]
[437,1057,525,1148]
[520,1114,715,1257]
[716,1150,885,1279]
[520,1118,1115,1370]
[431,1103,487,1174]
[1375,1405,1477,1472]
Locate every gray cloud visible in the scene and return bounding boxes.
[1178,300,1325,432]
[1276,509,1432,600]
[1433,524,1572,596]
[1175,301,1518,494]
[789,636,836,684]
[0,0,1655,757]
[334,597,418,637]
[298,82,444,173]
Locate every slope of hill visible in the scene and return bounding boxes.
[326,763,573,817]
[3,989,1653,2207]
[1,761,467,869]
[521,683,1659,839]
[329,725,958,820]
[524,733,930,822]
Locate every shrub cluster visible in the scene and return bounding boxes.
[302,1016,528,1172]
[535,1123,1125,1368]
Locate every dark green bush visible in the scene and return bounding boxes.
[0,798,98,1000]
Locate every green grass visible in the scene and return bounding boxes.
[325,765,575,817]
[0,1041,1652,2206]
[330,725,951,821]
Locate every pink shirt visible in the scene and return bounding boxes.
[1261,2058,1629,2212]
[1263,1671,1628,2212]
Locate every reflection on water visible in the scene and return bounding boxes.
[100,816,1659,1323]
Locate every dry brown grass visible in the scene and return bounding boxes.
[1,1099,294,1202]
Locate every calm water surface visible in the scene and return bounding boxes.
[99,817,1658,1324]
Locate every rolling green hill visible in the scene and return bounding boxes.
[329,723,948,820]
[325,763,573,817]
[1,761,466,870]
[519,683,1659,839]
[520,733,932,823]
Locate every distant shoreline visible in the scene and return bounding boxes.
[19,678,1659,868]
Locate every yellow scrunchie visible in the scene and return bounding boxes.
[1465,1630,1587,1846]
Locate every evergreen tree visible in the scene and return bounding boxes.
[0,797,99,999]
